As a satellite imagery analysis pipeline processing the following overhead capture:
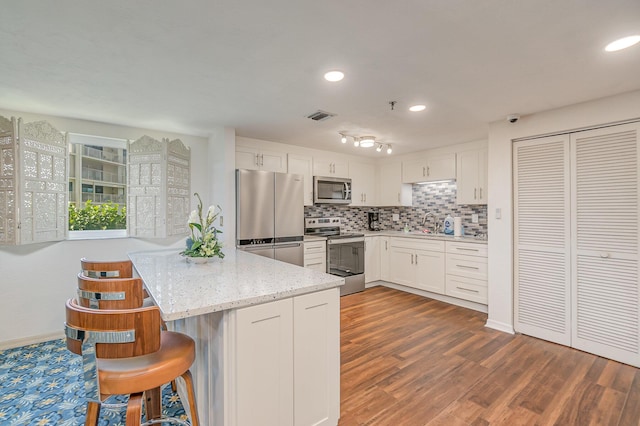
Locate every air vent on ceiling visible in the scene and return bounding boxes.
[306,110,336,122]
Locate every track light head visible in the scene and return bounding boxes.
[386,144,393,154]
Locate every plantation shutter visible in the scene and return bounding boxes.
[571,123,640,366]
[514,135,571,345]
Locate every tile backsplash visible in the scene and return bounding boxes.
[304,181,488,237]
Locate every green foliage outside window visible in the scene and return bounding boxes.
[68,200,127,231]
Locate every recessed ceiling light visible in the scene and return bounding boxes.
[409,105,426,112]
[324,70,344,82]
[605,35,640,52]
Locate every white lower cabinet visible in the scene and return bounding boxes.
[304,240,327,272]
[445,241,488,304]
[365,236,380,283]
[231,288,340,426]
[388,237,445,294]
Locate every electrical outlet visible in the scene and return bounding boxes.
[392,213,400,222]
[472,214,479,223]
[495,208,502,219]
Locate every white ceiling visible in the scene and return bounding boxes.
[1,1,639,156]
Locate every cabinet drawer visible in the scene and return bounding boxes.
[304,241,326,254]
[446,253,488,280]
[390,237,444,252]
[445,275,487,304]
[446,242,487,257]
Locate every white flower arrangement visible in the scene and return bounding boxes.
[181,193,224,259]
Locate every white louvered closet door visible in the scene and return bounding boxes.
[514,135,571,345]
[571,123,640,366]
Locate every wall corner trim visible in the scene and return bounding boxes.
[485,319,515,334]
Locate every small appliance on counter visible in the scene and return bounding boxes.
[304,217,365,296]
[367,211,381,231]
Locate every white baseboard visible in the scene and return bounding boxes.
[379,281,488,314]
[485,319,515,334]
[0,331,64,350]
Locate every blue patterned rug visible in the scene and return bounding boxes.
[0,339,189,425]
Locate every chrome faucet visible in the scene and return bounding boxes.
[421,212,440,233]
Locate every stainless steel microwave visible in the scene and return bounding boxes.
[313,176,352,204]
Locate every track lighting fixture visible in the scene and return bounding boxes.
[338,132,392,154]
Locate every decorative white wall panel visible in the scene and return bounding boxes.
[0,116,67,245]
[128,135,190,238]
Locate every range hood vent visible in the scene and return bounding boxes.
[306,110,336,122]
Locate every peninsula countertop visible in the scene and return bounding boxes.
[128,248,344,321]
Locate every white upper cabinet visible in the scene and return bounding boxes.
[377,162,412,206]
[237,145,287,173]
[349,161,376,206]
[287,154,313,206]
[456,148,488,205]
[402,153,456,183]
[313,158,349,178]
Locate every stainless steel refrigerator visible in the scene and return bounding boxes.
[236,169,304,266]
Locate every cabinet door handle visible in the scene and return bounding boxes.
[397,193,400,202]
[385,241,388,250]
[479,188,483,199]
[600,253,610,258]
[456,264,480,270]
[255,154,260,166]
[474,188,477,199]
[422,166,426,177]
[307,262,323,266]
[364,193,367,202]
[427,166,430,176]
[410,254,414,264]
[457,247,479,252]
[415,254,418,265]
[456,286,480,293]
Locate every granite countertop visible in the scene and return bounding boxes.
[128,248,344,321]
[360,230,488,244]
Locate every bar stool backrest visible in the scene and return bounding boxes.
[80,258,133,279]
[77,273,145,310]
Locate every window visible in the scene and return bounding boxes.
[68,133,128,239]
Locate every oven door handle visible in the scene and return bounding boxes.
[328,237,364,245]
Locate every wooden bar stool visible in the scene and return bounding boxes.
[76,273,146,310]
[80,258,133,279]
[64,298,200,426]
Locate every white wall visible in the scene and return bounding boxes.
[0,108,233,347]
[486,90,640,333]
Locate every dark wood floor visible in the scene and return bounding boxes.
[339,286,640,426]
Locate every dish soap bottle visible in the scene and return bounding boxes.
[444,214,454,235]
[403,223,410,233]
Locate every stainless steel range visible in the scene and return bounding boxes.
[304,217,365,296]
